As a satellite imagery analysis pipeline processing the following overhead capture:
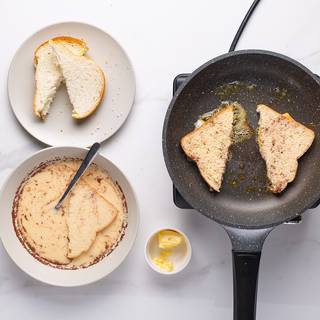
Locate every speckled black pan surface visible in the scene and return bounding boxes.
[163,50,320,229]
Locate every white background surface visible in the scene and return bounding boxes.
[1,0,320,319]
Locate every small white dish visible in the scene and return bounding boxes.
[0,146,139,287]
[145,228,192,275]
[8,21,136,147]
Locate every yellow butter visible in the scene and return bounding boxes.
[158,230,182,249]
[153,250,174,272]
[283,113,293,121]
[152,230,184,272]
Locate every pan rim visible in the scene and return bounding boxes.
[162,49,320,230]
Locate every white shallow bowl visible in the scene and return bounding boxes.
[0,146,139,287]
[8,21,136,147]
[145,228,192,275]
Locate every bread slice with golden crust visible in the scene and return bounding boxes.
[33,36,87,119]
[34,36,87,66]
[49,40,105,119]
[257,104,315,193]
[181,105,234,192]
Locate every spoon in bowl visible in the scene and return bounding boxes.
[54,142,101,210]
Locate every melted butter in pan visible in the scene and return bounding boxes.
[194,101,253,144]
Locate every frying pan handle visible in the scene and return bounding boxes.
[224,226,273,320]
[232,251,261,320]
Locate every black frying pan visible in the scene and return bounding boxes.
[162,50,320,319]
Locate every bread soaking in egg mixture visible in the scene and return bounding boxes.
[12,159,127,269]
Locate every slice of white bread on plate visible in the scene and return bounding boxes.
[66,181,118,259]
[181,105,234,192]
[257,104,315,193]
[49,40,105,119]
[34,36,87,119]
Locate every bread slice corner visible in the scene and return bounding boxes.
[257,104,315,193]
[181,105,234,192]
[49,40,105,120]
[34,36,87,66]
[95,192,118,232]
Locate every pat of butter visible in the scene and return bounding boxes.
[158,230,183,249]
[153,250,173,272]
[152,230,184,272]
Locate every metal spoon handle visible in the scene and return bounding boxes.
[55,142,101,210]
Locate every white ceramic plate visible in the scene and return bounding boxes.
[8,22,135,147]
[0,147,139,287]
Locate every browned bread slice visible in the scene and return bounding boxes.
[257,104,315,193]
[180,105,234,192]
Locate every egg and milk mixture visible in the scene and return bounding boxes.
[13,159,127,269]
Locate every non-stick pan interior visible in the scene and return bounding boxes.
[163,50,320,229]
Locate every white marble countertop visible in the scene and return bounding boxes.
[1,0,320,319]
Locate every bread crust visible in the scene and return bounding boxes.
[33,36,88,119]
[34,36,87,65]
[71,62,106,120]
[48,40,106,120]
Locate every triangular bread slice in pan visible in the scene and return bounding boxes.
[34,36,88,119]
[66,181,118,259]
[181,105,234,192]
[257,104,315,193]
[49,40,105,119]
